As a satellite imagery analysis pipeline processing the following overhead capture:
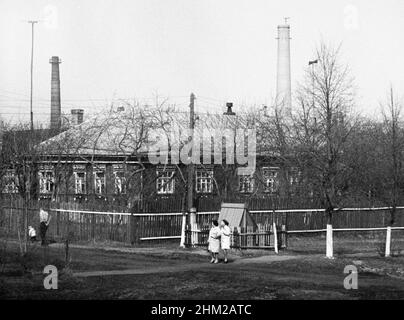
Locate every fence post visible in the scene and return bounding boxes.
[236,226,241,249]
[326,224,333,259]
[91,213,95,242]
[24,203,28,254]
[65,238,69,267]
[385,226,391,257]
[128,213,133,244]
[190,207,197,246]
[180,212,187,248]
[273,222,278,254]
[284,211,288,248]
[56,211,60,237]
[281,224,287,249]
[132,214,140,245]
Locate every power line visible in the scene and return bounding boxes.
[0,89,195,103]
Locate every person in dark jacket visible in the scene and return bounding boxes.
[39,208,51,246]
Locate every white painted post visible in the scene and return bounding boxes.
[180,212,187,248]
[273,222,278,254]
[190,207,197,246]
[326,224,333,259]
[281,224,287,248]
[385,226,391,257]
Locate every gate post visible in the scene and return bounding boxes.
[326,224,333,259]
[180,211,187,248]
[282,212,288,248]
[190,207,197,246]
[385,226,392,257]
[129,213,134,245]
[281,224,287,249]
[273,222,278,254]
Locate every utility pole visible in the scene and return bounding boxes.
[24,20,38,253]
[187,93,197,237]
[187,93,196,211]
[28,20,38,132]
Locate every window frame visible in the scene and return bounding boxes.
[239,174,254,193]
[93,171,106,195]
[156,169,175,195]
[262,167,279,194]
[38,167,55,194]
[195,169,214,194]
[114,171,127,195]
[74,171,87,194]
[2,169,18,193]
[289,167,301,194]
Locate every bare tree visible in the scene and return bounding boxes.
[255,101,294,197]
[293,42,357,223]
[343,117,382,203]
[0,121,57,255]
[379,86,404,225]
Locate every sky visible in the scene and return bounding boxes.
[0,0,403,125]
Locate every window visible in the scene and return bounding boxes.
[196,169,213,193]
[290,173,299,186]
[38,168,54,194]
[262,167,279,193]
[289,168,301,194]
[93,165,106,195]
[2,169,18,193]
[114,171,127,194]
[156,170,175,194]
[94,172,105,195]
[73,164,86,194]
[239,175,254,193]
[112,164,127,195]
[74,172,86,194]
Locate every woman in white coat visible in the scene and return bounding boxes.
[208,220,220,263]
[220,219,231,263]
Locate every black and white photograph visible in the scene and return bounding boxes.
[1,0,404,309]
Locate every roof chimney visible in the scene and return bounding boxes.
[117,106,125,112]
[49,56,62,130]
[71,109,84,125]
[223,102,235,115]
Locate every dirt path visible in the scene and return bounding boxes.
[73,254,301,277]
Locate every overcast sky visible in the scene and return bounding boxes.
[0,0,403,124]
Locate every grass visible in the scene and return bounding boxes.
[1,234,404,299]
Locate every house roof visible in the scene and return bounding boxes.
[37,105,278,159]
[218,202,257,229]
[1,128,60,164]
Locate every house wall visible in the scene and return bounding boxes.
[3,155,302,205]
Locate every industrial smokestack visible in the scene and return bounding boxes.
[276,20,291,110]
[49,56,62,130]
[71,109,84,125]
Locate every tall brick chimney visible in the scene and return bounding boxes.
[276,21,291,110]
[49,56,62,130]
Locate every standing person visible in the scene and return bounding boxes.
[207,220,220,264]
[39,208,51,246]
[220,219,231,263]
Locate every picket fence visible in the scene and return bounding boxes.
[1,197,404,250]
